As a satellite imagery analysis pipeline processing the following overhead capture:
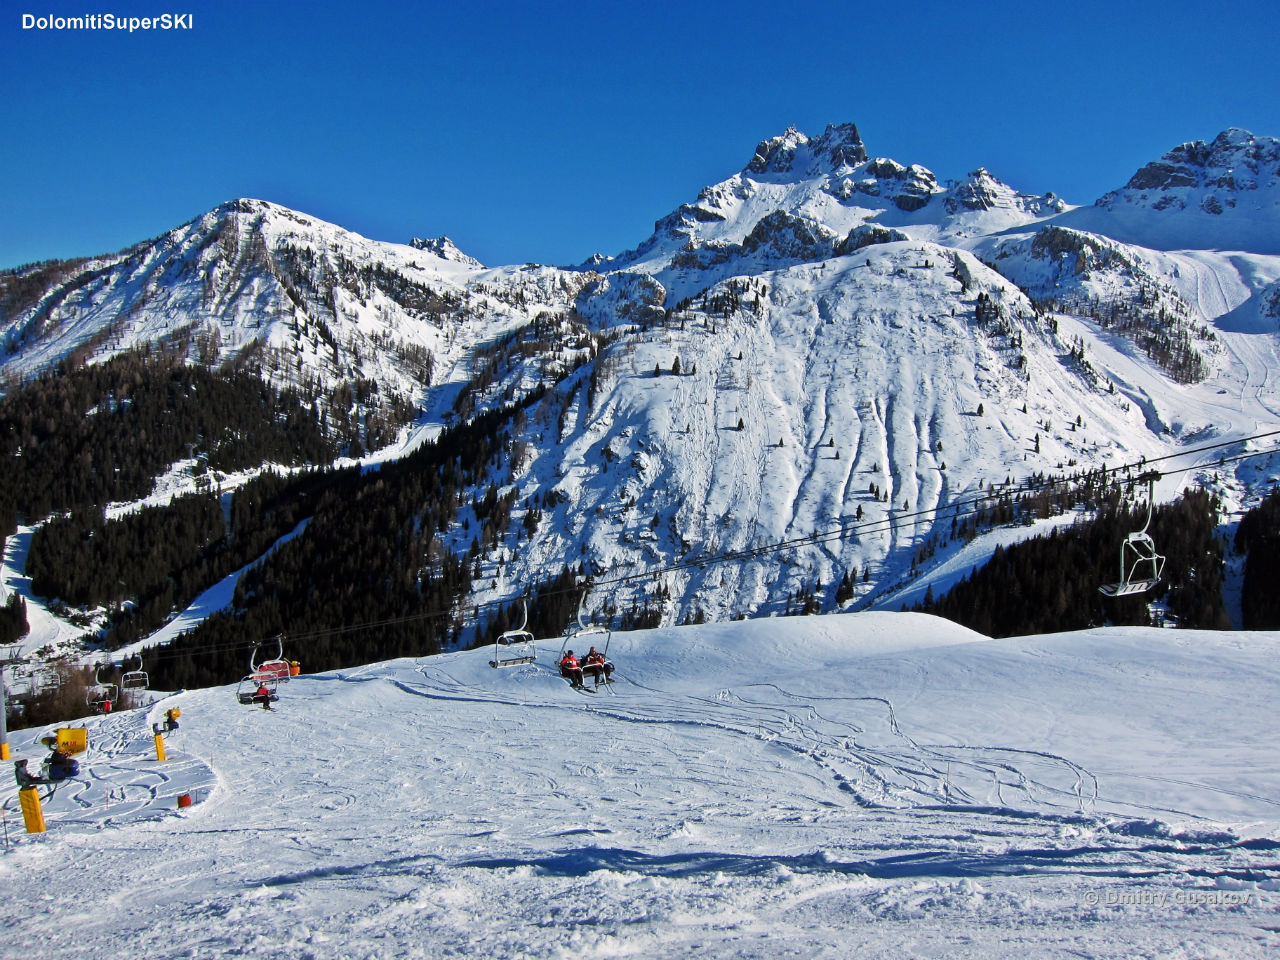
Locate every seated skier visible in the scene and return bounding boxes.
[255,682,274,710]
[581,646,613,685]
[559,650,585,688]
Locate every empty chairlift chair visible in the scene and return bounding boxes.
[120,654,148,691]
[1099,472,1166,597]
[490,600,537,668]
[250,636,293,684]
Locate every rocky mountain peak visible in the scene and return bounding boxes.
[944,169,1066,216]
[745,126,810,174]
[1114,128,1280,196]
[745,122,868,177]
[812,122,868,169]
[409,235,484,268]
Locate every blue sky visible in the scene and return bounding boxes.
[3,0,1278,269]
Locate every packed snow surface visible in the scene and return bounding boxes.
[4,613,1279,958]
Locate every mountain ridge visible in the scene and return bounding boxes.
[3,123,1280,640]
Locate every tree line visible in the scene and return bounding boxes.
[0,343,339,525]
[1235,485,1280,629]
[26,467,353,646]
[141,391,560,691]
[914,487,1229,636]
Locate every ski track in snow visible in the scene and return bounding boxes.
[4,614,1279,958]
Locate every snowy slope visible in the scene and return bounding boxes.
[3,613,1278,958]
[482,240,1188,624]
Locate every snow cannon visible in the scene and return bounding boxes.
[42,727,88,757]
[16,764,46,834]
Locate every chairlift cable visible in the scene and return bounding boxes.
[125,429,1280,664]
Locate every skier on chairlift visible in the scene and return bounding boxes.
[582,646,613,685]
[559,650,585,689]
[256,682,273,710]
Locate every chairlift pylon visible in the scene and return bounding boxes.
[1099,472,1166,597]
[489,599,537,668]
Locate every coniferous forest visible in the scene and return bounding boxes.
[1235,485,1280,629]
[26,467,350,646]
[915,487,1231,636]
[0,343,341,525]
[139,390,563,692]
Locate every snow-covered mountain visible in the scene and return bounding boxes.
[0,199,599,446]
[5,127,1280,960]
[3,124,1280,636]
[1053,128,1280,255]
[607,122,1067,299]
[497,243,1155,623]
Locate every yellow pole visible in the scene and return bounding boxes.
[153,731,166,762]
[19,786,45,834]
[0,742,9,761]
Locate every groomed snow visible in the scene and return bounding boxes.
[3,613,1278,958]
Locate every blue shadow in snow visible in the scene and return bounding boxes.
[464,835,1272,882]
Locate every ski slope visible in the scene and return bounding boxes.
[3,613,1278,958]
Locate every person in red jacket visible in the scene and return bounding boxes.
[559,650,584,688]
[582,646,613,685]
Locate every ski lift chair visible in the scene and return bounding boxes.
[1099,473,1166,597]
[120,654,148,691]
[558,590,615,691]
[90,664,118,713]
[489,600,537,668]
[236,675,279,706]
[250,636,292,684]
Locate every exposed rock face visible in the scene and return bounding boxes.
[575,271,666,326]
[740,210,836,258]
[891,166,939,211]
[945,168,1066,216]
[746,123,868,176]
[835,224,910,255]
[812,122,868,169]
[746,126,809,174]
[1029,226,1131,276]
[1101,128,1280,211]
[830,158,940,211]
[1262,281,1280,327]
[668,210,837,270]
[409,236,484,268]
